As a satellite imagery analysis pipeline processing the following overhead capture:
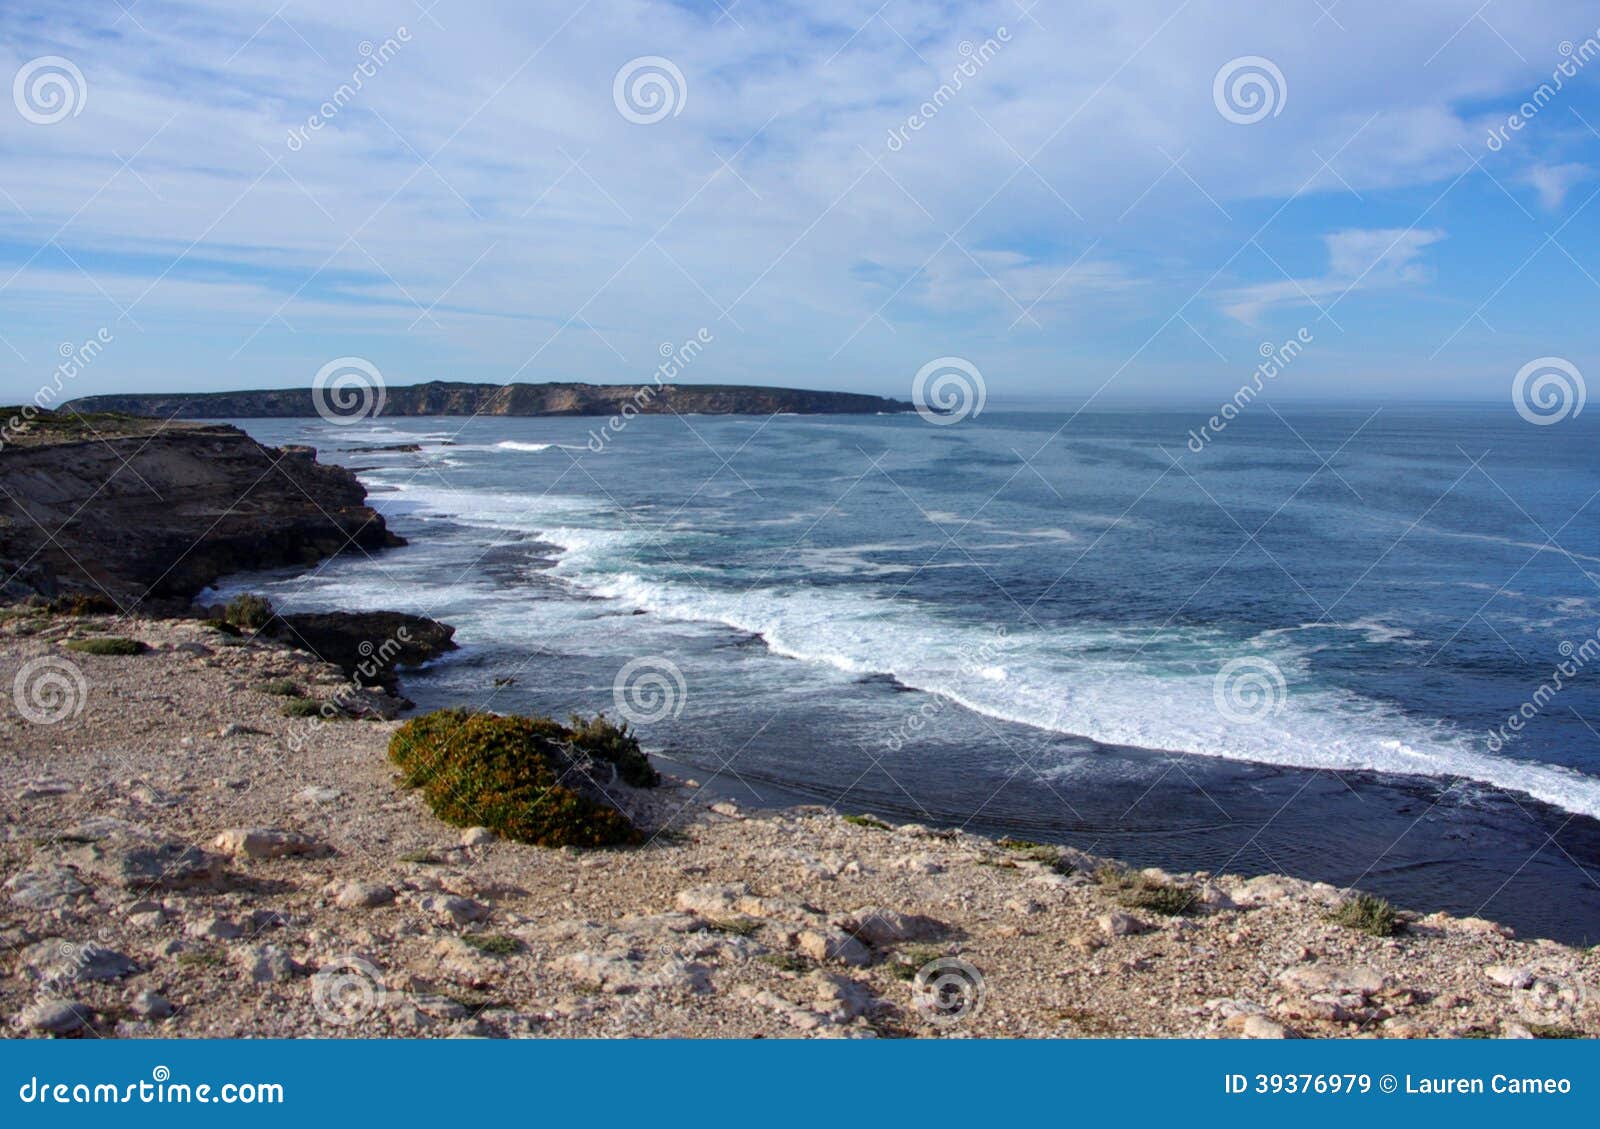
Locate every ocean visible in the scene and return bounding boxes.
[217,406,1600,942]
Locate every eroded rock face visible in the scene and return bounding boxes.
[0,417,399,608]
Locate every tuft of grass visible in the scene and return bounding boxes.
[1526,1023,1585,1040]
[176,946,224,968]
[47,594,118,616]
[843,814,890,830]
[63,636,145,656]
[1095,864,1199,916]
[1326,892,1403,937]
[257,679,303,698]
[224,593,275,632]
[398,849,446,865]
[281,698,339,718]
[202,619,241,637]
[886,944,946,981]
[758,952,812,974]
[388,709,654,848]
[704,917,761,937]
[460,933,520,955]
[997,836,1075,874]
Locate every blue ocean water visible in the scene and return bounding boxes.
[221,407,1600,941]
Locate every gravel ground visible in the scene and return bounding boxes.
[1,612,1594,1039]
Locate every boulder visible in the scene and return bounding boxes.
[5,864,91,910]
[20,999,89,1035]
[64,834,220,891]
[837,907,948,947]
[213,828,328,860]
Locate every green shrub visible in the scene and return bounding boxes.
[1326,893,1402,937]
[224,593,275,631]
[460,933,520,955]
[387,709,654,848]
[47,594,118,616]
[63,636,145,656]
[563,714,660,787]
[1095,864,1199,916]
[843,814,890,830]
[257,679,303,697]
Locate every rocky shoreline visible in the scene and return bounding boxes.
[1,612,1594,1039]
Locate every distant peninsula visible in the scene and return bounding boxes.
[63,380,916,419]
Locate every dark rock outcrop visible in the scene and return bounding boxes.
[266,610,456,691]
[63,380,916,419]
[0,412,400,610]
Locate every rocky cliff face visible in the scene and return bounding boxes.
[63,381,916,419]
[0,413,399,609]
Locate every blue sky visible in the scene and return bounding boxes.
[3,0,1600,403]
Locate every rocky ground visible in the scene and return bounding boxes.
[1,612,1595,1039]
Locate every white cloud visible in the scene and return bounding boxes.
[1220,227,1445,325]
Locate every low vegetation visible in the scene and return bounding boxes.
[46,594,119,616]
[460,933,520,956]
[1095,864,1199,916]
[256,679,303,697]
[843,814,890,830]
[223,593,275,632]
[387,709,658,848]
[1326,892,1403,937]
[62,636,145,656]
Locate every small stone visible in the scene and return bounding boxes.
[1241,1015,1290,1039]
[1485,964,1533,990]
[238,943,300,982]
[130,990,173,1020]
[334,881,395,909]
[837,907,948,948]
[185,915,244,940]
[25,940,138,983]
[213,828,328,860]
[418,894,489,925]
[294,786,343,804]
[15,779,73,800]
[1276,965,1385,999]
[5,864,91,910]
[796,929,872,967]
[1097,911,1148,937]
[21,999,89,1034]
[675,884,747,918]
[890,855,945,875]
[460,826,494,848]
[709,801,742,818]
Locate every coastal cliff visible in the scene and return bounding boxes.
[0,412,399,609]
[63,381,916,419]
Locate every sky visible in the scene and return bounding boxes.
[3,0,1600,404]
